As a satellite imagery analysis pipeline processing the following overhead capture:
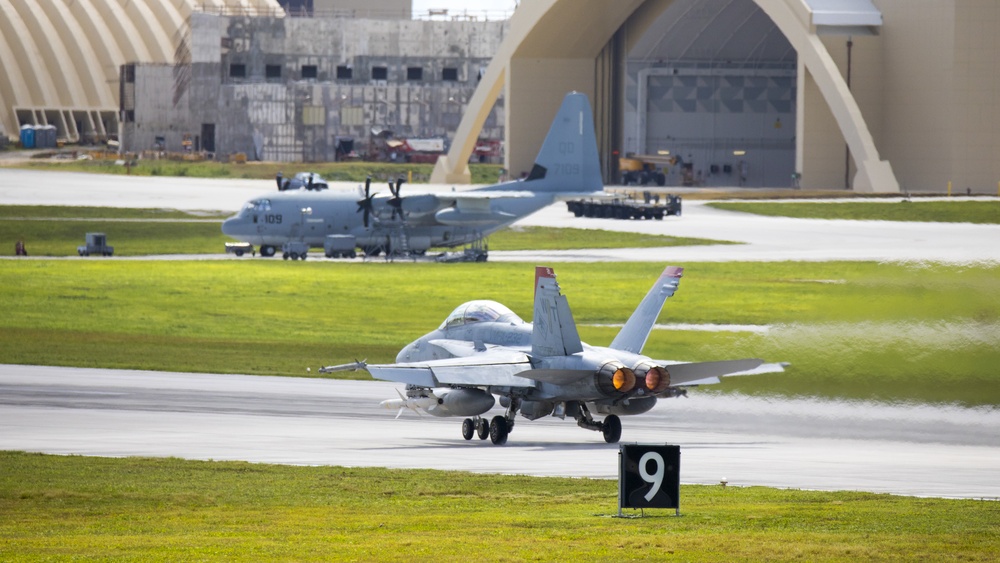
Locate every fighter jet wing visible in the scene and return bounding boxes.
[367,349,536,388]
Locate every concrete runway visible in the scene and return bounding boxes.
[2,365,998,499]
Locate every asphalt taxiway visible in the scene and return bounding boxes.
[3,168,1000,263]
[2,365,998,499]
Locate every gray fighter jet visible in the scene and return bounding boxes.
[222,92,603,258]
[275,171,329,192]
[322,266,784,445]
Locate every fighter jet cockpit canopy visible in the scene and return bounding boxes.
[439,300,523,330]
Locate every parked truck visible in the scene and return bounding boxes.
[619,154,671,186]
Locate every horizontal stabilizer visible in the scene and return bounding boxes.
[515,368,593,386]
[675,361,788,386]
[661,358,765,387]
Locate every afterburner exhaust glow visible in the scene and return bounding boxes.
[597,362,636,395]
[636,364,671,394]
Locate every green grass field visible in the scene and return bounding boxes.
[2,260,997,406]
[3,195,998,557]
[0,205,728,256]
[708,200,1000,223]
[1,452,997,562]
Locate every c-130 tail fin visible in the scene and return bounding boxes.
[521,92,604,194]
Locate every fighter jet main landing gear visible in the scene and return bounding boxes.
[489,415,509,445]
[571,402,622,444]
[461,417,490,441]
[489,398,521,445]
[601,414,622,444]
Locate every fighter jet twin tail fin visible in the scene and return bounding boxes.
[531,266,584,357]
[530,266,683,358]
[609,266,683,353]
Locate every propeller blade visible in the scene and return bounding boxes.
[388,176,405,220]
[355,176,375,227]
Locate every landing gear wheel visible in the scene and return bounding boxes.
[489,415,509,445]
[282,252,289,260]
[260,245,276,257]
[602,414,622,444]
[476,418,489,440]
[461,418,475,440]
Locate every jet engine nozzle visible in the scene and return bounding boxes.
[596,362,636,396]
[634,363,671,394]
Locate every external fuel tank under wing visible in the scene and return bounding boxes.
[221,91,604,258]
[322,266,785,445]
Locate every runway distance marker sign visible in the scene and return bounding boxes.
[618,444,680,517]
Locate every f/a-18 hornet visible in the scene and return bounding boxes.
[222,91,604,258]
[323,266,784,445]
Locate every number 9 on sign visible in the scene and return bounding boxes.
[619,444,680,514]
[639,451,665,502]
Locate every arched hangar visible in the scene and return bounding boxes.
[0,0,280,144]
[434,0,1000,193]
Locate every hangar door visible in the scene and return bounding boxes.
[624,0,796,188]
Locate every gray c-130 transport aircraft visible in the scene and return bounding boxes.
[322,266,785,445]
[221,92,604,258]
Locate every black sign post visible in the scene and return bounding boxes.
[618,444,680,517]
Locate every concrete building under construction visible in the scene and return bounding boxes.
[119,11,506,162]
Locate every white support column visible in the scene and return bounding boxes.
[754,0,899,192]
